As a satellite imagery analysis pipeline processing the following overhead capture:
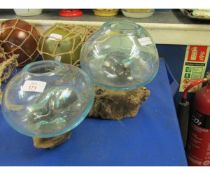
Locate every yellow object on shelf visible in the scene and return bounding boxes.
[94,9,119,17]
[122,9,154,18]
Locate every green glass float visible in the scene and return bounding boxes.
[38,24,88,65]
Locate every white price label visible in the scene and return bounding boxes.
[22,80,46,93]
[138,37,152,46]
[49,33,62,40]
[55,55,61,62]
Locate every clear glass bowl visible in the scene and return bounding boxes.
[80,20,159,90]
[2,60,94,138]
[14,9,43,16]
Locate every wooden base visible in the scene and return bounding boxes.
[33,132,71,149]
[89,87,150,120]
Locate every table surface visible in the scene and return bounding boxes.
[0,59,187,166]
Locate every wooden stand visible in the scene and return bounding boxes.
[89,87,150,120]
[33,132,71,149]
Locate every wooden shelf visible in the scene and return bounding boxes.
[0,9,210,45]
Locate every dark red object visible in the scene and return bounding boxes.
[186,82,210,166]
[0,19,40,67]
[59,9,83,17]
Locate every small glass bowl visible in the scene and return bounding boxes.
[2,60,95,138]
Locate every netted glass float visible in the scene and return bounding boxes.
[38,24,88,65]
[0,19,40,67]
[2,60,94,138]
[80,20,159,90]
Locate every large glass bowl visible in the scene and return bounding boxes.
[2,60,94,138]
[80,20,159,90]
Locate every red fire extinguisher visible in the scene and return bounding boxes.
[180,77,210,166]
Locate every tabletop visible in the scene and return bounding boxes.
[0,58,187,166]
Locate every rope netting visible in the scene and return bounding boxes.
[38,24,99,66]
[0,18,40,67]
[0,46,18,102]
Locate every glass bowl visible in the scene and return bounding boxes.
[2,60,94,138]
[80,20,159,90]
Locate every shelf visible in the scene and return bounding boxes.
[0,9,210,45]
